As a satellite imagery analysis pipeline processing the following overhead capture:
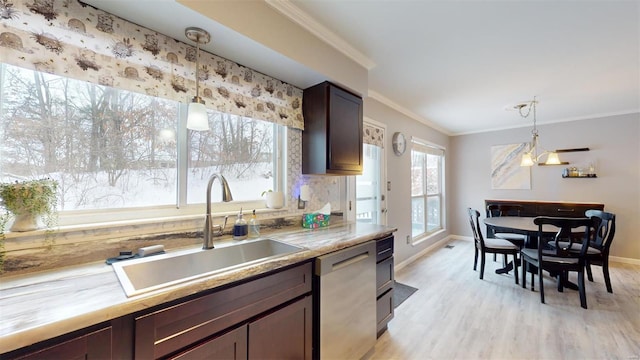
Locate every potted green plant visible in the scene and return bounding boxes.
[0,178,58,232]
[0,178,59,273]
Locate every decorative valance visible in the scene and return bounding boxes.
[0,0,304,130]
[363,122,384,148]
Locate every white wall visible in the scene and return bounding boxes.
[364,97,451,264]
[450,113,640,261]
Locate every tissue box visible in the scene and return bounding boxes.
[302,213,330,229]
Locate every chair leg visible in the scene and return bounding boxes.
[503,254,507,267]
[513,253,519,285]
[578,270,587,309]
[585,260,594,282]
[603,259,613,293]
[521,257,527,288]
[493,253,497,262]
[474,247,479,271]
[479,253,486,280]
[531,269,535,291]
[538,265,545,303]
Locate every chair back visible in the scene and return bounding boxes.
[486,204,522,218]
[467,208,485,249]
[533,217,595,258]
[585,209,616,254]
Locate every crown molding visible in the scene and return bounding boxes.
[265,0,376,70]
[368,90,453,136]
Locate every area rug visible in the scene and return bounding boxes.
[393,281,418,308]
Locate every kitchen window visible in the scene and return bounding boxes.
[410,138,445,242]
[0,63,282,226]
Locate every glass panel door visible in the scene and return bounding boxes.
[356,144,383,224]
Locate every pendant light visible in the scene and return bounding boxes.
[516,97,561,166]
[185,27,211,131]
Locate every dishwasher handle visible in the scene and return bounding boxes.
[315,241,375,276]
[331,252,369,272]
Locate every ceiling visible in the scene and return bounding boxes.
[83,1,639,136]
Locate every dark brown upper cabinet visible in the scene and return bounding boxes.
[302,81,363,175]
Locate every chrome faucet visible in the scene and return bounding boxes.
[203,174,234,249]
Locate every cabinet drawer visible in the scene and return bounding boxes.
[376,288,394,335]
[135,262,312,359]
[535,204,596,217]
[376,256,394,296]
[376,235,394,262]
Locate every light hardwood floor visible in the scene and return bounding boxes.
[370,239,640,360]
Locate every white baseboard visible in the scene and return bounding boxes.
[394,235,455,272]
[609,255,640,265]
[396,234,640,268]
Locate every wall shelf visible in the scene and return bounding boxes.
[555,147,590,153]
[562,174,597,178]
[538,162,570,166]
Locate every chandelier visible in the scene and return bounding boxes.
[516,97,561,166]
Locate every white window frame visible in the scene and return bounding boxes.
[0,64,286,227]
[410,137,445,244]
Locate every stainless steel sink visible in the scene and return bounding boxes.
[112,239,304,297]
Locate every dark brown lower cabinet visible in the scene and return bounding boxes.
[248,295,313,359]
[376,235,394,337]
[136,262,312,359]
[172,295,313,360]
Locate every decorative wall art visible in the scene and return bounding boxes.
[491,143,531,190]
[0,0,303,129]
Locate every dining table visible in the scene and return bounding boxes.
[484,216,548,248]
[483,216,586,290]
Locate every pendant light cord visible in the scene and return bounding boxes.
[195,35,200,102]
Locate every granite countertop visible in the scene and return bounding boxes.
[0,222,396,353]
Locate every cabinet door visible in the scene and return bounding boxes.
[328,85,363,173]
[170,325,247,360]
[376,288,394,337]
[248,295,312,360]
[13,327,111,360]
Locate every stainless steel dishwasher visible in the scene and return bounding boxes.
[316,241,377,360]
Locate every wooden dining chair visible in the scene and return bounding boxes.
[551,210,616,293]
[467,208,519,284]
[486,204,527,246]
[521,217,596,309]
[486,204,526,264]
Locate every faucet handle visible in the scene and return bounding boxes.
[220,215,229,234]
[211,215,229,236]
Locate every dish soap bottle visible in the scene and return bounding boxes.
[248,209,260,238]
[233,209,248,240]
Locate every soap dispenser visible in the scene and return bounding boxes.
[233,209,248,240]
[248,209,260,238]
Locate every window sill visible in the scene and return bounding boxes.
[3,207,289,252]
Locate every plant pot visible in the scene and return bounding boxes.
[265,191,284,209]
[10,213,41,232]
